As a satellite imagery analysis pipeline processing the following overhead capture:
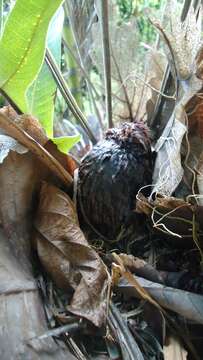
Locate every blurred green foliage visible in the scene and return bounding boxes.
[116,0,162,43]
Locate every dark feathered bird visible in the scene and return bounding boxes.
[77,122,152,241]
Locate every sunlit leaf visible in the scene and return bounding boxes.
[52,134,81,154]
[27,7,64,137]
[0,0,63,112]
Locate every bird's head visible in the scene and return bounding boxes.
[105,122,151,151]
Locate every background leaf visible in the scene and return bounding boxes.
[27,7,64,137]
[0,0,63,113]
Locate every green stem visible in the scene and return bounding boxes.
[45,49,97,144]
[63,16,83,110]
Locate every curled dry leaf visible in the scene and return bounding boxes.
[152,114,187,197]
[44,140,78,177]
[118,253,146,271]
[14,114,48,146]
[151,89,203,200]
[0,105,18,120]
[0,135,77,358]
[187,96,203,139]
[135,193,152,215]
[0,106,78,177]
[119,276,203,324]
[0,107,47,164]
[0,150,40,270]
[150,1,201,80]
[149,1,203,200]
[34,182,109,327]
[0,111,73,186]
[137,49,167,123]
[118,253,164,284]
[0,107,48,145]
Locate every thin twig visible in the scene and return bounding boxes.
[129,73,176,100]
[63,3,104,131]
[29,322,82,341]
[45,49,97,144]
[63,38,104,130]
[148,18,178,97]
[111,46,134,121]
[184,112,197,200]
[62,38,99,99]
[100,1,113,128]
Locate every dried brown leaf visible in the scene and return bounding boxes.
[112,254,163,313]
[152,115,187,197]
[34,182,109,327]
[149,2,203,200]
[0,107,78,176]
[0,107,48,145]
[119,254,146,271]
[0,108,78,357]
[187,99,203,138]
[135,193,152,215]
[150,1,201,80]
[119,275,203,324]
[118,253,164,284]
[0,135,77,359]
[137,49,167,122]
[154,196,189,210]
[0,105,18,120]
[44,140,78,177]
[0,111,73,187]
[13,114,48,145]
[0,151,40,269]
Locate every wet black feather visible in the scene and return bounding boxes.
[78,122,153,240]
